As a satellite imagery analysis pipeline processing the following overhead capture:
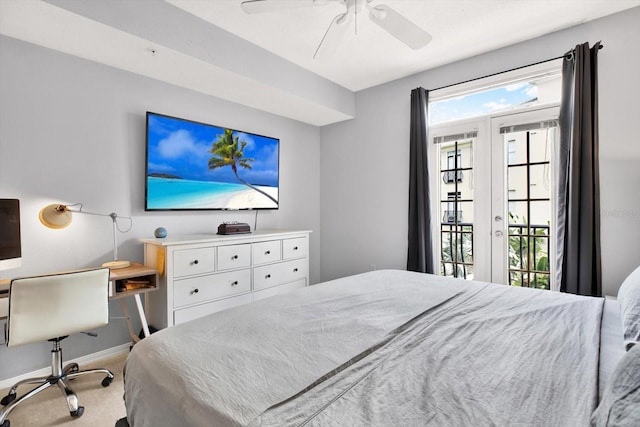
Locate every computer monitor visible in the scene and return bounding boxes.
[0,199,21,271]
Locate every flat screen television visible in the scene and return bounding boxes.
[0,198,21,271]
[145,112,279,211]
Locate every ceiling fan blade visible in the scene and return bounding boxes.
[313,12,352,59]
[241,0,328,14]
[369,4,431,49]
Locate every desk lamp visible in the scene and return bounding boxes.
[39,203,132,269]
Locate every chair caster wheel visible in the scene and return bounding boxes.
[1,419,10,427]
[1,392,16,406]
[101,376,113,387]
[70,406,84,418]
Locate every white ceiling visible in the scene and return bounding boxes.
[167,0,640,91]
[1,0,639,126]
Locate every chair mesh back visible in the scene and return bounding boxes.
[7,268,110,347]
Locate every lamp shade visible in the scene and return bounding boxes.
[39,204,73,229]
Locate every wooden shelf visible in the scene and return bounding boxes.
[109,263,158,300]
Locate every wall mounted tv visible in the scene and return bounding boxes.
[145,112,279,211]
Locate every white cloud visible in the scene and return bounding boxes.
[505,82,527,92]
[483,101,511,112]
[148,162,175,172]
[235,132,256,151]
[525,86,538,98]
[158,129,208,159]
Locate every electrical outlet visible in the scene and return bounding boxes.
[369,264,376,271]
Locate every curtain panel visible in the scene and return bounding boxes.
[407,87,435,273]
[557,41,602,296]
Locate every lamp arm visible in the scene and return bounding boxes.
[111,215,119,261]
[70,207,133,231]
[67,206,133,261]
[41,202,133,268]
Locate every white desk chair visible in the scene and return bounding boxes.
[0,268,114,427]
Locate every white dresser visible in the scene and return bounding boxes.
[142,230,311,328]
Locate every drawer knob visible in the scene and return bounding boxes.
[192,259,199,265]
[231,281,238,286]
[293,246,298,250]
[265,274,271,279]
[191,288,199,294]
[232,255,239,260]
[293,268,298,273]
[265,250,271,255]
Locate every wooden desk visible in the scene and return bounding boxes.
[0,263,157,344]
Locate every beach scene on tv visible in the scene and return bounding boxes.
[146,113,279,210]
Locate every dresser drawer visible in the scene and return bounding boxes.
[252,240,281,265]
[282,237,308,260]
[217,244,251,271]
[173,269,251,308]
[173,247,215,278]
[253,258,308,291]
[174,293,253,325]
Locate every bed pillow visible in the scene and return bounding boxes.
[591,343,640,426]
[617,265,640,350]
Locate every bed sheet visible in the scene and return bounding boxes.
[599,298,625,398]
[124,270,605,427]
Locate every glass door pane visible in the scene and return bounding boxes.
[492,107,558,289]
[436,136,475,279]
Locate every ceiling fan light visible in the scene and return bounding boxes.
[369,4,431,50]
[369,7,387,21]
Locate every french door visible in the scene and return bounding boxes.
[430,106,559,288]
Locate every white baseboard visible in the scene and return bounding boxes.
[0,343,130,390]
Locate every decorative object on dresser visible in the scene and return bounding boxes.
[39,202,133,269]
[142,230,311,328]
[154,227,167,238]
[217,222,251,235]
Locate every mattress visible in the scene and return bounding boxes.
[123,270,618,426]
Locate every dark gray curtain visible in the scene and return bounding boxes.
[407,87,435,273]
[557,41,602,296]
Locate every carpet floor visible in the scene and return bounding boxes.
[0,353,128,427]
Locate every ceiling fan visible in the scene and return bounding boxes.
[240,0,432,59]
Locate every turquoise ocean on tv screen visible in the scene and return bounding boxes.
[147,177,251,209]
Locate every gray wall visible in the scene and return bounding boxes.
[320,7,640,298]
[0,35,321,381]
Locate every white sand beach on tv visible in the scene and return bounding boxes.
[225,186,278,209]
[164,185,277,209]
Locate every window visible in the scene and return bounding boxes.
[428,59,561,287]
[444,150,463,183]
[444,192,463,223]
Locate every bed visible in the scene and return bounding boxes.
[122,269,640,426]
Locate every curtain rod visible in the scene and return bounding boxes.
[427,42,603,93]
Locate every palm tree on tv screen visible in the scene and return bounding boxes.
[208,129,277,205]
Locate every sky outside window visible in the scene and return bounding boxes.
[429,82,538,125]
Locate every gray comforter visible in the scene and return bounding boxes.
[124,270,604,427]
